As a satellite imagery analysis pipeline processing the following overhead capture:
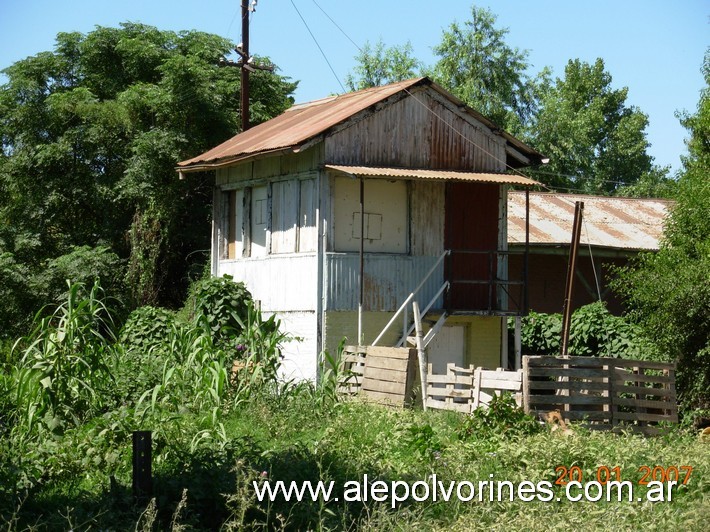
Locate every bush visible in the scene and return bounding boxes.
[183,274,253,349]
[515,302,657,359]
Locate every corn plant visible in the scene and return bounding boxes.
[12,281,116,435]
[231,302,290,401]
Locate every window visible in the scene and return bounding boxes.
[219,177,317,259]
[333,177,408,253]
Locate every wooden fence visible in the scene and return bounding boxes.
[426,363,523,413]
[340,345,417,407]
[338,350,678,434]
[523,356,677,435]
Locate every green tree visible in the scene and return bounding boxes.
[614,50,710,409]
[430,5,541,134]
[345,39,421,91]
[0,23,297,335]
[529,58,666,194]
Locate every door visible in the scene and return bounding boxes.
[444,182,500,311]
[427,325,466,375]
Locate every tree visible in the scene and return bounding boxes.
[430,5,541,134]
[529,58,666,195]
[345,40,421,91]
[0,23,297,337]
[614,50,710,409]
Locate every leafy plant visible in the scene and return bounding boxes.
[515,302,656,359]
[12,281,117,435]
[186,274,253,349]
[457,393,542,441]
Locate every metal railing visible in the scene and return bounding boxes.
[372,250,450,346]
[445,249,528,315]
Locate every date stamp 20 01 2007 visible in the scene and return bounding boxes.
[554,465,693,486]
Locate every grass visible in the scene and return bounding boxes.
[2,282,707,530]
[4,392,708,530]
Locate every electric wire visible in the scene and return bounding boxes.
[311,0,363,52]
[290,0,346,93]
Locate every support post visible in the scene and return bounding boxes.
[358,176,365,345]
[560,201,584,357]
[412,302,427,410]
[132,431,152,501]
[240,0,250,131]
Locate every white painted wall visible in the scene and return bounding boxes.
[265,310,318,381]
[219,254,319,380]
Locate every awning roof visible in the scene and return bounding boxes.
[326,165,540,187]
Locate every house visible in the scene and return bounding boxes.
[507,191,672,315]
[177,77,545,380]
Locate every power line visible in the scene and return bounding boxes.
[311,0,362,52]
[290,0,346,93]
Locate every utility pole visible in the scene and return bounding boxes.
[241,0,250,131]
[219,0,274,132]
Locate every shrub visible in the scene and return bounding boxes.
[515,302,657,359]
[184,274,253,349]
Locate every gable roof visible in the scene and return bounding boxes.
[177,77,545,171]
[507,191,673,251]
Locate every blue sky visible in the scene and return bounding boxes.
[0,0,707,174]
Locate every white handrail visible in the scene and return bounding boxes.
[371,250,450,346]
[396,281,449,347]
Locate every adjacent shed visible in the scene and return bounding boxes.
[507,191,672,314]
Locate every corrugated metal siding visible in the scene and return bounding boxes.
[325,253,445,311]
[325,94,431,167]
[429,98,506,172]
[508,192,672,250]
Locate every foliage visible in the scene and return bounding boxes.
[614,49,710,409]
[345,39,421,91]
[185,274,253,349]
[11,281,116,436]
[457,393,542,441]
[430,5,542,134]
[529,58,666,194]
[516,302,657,359]
[0,22,297,333]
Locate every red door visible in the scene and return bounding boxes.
[445,182,500,311]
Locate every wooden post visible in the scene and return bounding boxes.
[522,356,530,414]
[412,301,427,410]
[132,431,152,501]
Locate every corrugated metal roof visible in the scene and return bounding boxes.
[177,77,544,170]
[326,165,539,187]
[507,191,672,251]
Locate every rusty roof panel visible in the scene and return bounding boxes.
[326,165,539,187]
[178,79,425,169]
[508,191,672,251]
[178,77,545,170]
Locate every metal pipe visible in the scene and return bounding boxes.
[560,201,584,357]
[358,176,364,345]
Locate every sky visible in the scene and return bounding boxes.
[0,0,707,174]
